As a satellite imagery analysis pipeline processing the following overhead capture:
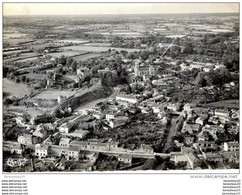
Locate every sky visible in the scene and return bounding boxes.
[3,3,239,16]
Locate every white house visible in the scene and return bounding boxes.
[224,142,239,152]
[35,144,49,158]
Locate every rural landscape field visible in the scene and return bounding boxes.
[3,7,240,173]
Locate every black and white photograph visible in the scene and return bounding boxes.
[2,2,240,175]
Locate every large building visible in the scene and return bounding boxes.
[116,94,142,104]
[134,63,158,77]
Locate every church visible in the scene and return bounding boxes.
[134,63,158,77]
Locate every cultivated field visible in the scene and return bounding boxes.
[72,53,103,61]
[62,45,140,53]
[3,78,31,98]
[46,50,88,58]
[32,90,76,100]
[55,39,89,44]
[83,43,111,47]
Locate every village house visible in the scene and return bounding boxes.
[43,136,54,146]
[76,67,90,78]
[172,153,200,169]
[227,125,239,135]
[203,153,223,164]
[195,116,207,126]
[208,116,220,125]
[203,66,213,72]
[174,140,184,148]
[35,144,49,158]
[108,117,129,129]
[116,94,143,105]
[183,103,196,113]
[71,129,89,139]
[167,103,181,112]
[214,109,230,119]
[181,122,200,134]
[140,106,152,114]
[130,76,146,86]
[59,138,71,147]
[17,133,35,145]
[231,109,239,119]
[15,117,26,127]
[106,111,116,121]
[92,110,105,120]
[184,136,194,145]
[87,142,109,151]
[80,151,99,162]
[193,141,217,151]
[59,122,75,134]
[67,146,80,161]
[3,141,23,155]
[136,144,154,154]
[107,142,119,151]
[118,154,132,164]
[224,142,239,152]
[48,145,68,158]
[33,129,48,140]
[192,107,210,116]
[179,63,190,71]
[151,103,166,114]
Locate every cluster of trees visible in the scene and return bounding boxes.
[195,68,232,87]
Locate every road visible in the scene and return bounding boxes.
[78,148,170,159]
[162,115,180,153]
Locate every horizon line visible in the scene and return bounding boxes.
[3,12,239,17]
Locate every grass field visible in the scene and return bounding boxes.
[55,39,89,44]
[15,57,40,63]
[83,43,111,47]
[62,45,140,53]
[46,50,88,58]
[22,74,49,80]
[3,38,34,46]
[72,53,103,61]
[29,42,66,50]
[200,99,239,109]
[3,78,31,98]
[4,53,42,63]
[33,90,75,100]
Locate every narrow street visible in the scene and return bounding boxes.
[162,115,180,153]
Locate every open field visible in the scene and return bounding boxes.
[199,99,239,109]
[3,49,30,55]
[62,45,140,53]
[209,29,234,33]
[15,57,41,63]
[46,50,88,58]
[29,42,66,50]
[3,32,28,39]
[22,74,49,80]
[3,38,34,46]
[4,53,42,63]
[5,105,52,119]
[55,39,89,44]
[32,90,76,100]
[3,78,31,98]
[83,43,112,47]
[72,53,103,61]
[165,35,187,38]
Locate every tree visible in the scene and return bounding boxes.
[195,73,206,87]
[58,55,67,65]
[66,57,74,67]
[140,50,150,60]
[71,61,77,72]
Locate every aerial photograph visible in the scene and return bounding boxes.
[2,3,239,172]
